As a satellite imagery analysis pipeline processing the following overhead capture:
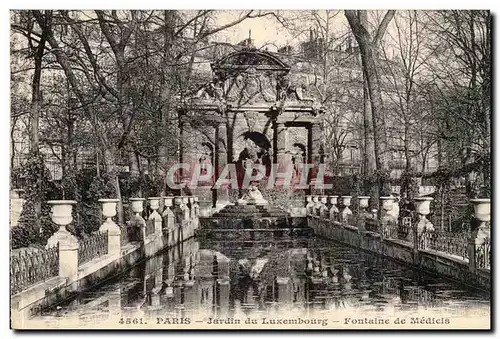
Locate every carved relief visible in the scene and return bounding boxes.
[225,67,277,104]
[191,50,322,111]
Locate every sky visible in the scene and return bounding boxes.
[212,10,349,51]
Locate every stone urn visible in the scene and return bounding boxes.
[380,196,395,212]
[471,198,491,222]
[414,197,433,216]
[414,197,434,237]
[129,198,145,214]
[46,200,78,249]
[358,196,370,210]
[47,200,77,226]
[98,199,119,220]
[342,196,352,208]
[163,196,174,208]
[148,197,161,212]
[329,196,338,206]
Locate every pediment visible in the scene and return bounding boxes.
[211,49,290,75]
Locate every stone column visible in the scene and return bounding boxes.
[129,198,146,241]
[148,197,163,235]
[309,122,322,192]
[98,199,121,256]
[468,198,491,271]
[215,119,229,210]
[275,121,288,164]
[46,200,79,280]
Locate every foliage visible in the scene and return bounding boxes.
[12,153,56,248]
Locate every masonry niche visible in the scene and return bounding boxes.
[180,48,324,212]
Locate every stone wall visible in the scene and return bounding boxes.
[10,195,201,325]
[308,216,490,291]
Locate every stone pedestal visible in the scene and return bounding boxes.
[468,199,491,271]
[98,199,121,256]
[148,197,163,235]
[357,196,370,232]
[329,196,339,221]
[380,196,397,238]
[173,197,184,243]
[46,200,79,280]
[340,196,353,225]
[162,197,175,246]
[414,197,434,249]
[130,198,146,241]
[319,196,328,218]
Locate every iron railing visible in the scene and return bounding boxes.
[475,237,491,269]
[78,231,108,266]
[424,230,469,259]
[10,244,59,295]
[120,223,130,247]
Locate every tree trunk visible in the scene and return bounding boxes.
[345,10,391,173]
[362,75,377,175]
[128,148,142,196]
[29,11,48,233]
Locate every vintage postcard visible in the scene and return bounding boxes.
[9,9,491,330]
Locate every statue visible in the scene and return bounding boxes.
[237,184,268,206]
[292,149,304,183]
[276,75,290,102]
[193,77,224,101]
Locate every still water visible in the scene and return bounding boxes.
[36,234,490,327]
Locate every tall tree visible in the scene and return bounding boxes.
[344,10,395,174]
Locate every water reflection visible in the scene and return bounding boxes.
[40,236,489,321]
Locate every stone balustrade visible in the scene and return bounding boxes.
[306,193,491,277]
[11,195,200,297]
